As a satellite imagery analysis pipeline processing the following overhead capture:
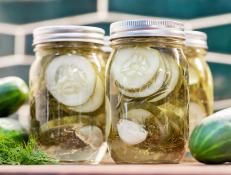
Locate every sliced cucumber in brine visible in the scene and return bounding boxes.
[117,119,148,145]
[149,53,179,102]
[40,115,90,132]
[119,56,167,98]
[189,102,206,118]
[75,125,103,149]
[189,102,206,133]
[111,47,160,90]
[69,77,104,113]
[45,55,96,106]
[189,66,200,85]
[124,109,153,124]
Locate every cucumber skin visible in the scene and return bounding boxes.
[0,77,29,117]
[189,108,231,164]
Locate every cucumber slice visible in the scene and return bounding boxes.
[189,102,206,134]
[117,119,148,145]
[189,102,206,118]
[69,77,104,113]
[111,47,160,90]
[39,115,91,133]
[150,53,179,102]
[189,67,200,85]
[46,55,96,106]
[75,125,103,149]
[119,57,167,98]
[124,109,153,124]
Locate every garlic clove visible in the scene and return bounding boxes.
[117,119,148,145]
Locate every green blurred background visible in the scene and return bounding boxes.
[0,0,230,110]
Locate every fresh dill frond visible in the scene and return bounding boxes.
[0,129,58,165]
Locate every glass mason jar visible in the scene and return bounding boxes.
[184,31,214,135]
[106,20,189,164]
[30,26,107,163]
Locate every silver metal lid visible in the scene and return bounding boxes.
[185,31,208,49]
[33,25,105,45]
[110,19,185,40]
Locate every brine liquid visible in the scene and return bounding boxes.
[30,43,106,163]
[188,57,213,134]
[37,123,107,163]
[30,89,106,163]
[184,47,214,162]
[106,46,189,163]
[107,101,188,163]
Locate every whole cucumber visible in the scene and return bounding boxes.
[0,77,28,117]
[189,108,231,164]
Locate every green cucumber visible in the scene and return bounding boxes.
[0,77,29,117]
[189,108,231,164]
[0,118,28,142]
[0,118,24,131]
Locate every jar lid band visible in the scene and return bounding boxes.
[185,31,208,49]
[33,25,105,45]
[110,19,185,40]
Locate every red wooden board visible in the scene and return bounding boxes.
[0,163,231,175]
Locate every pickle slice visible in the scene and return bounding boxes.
[111,47,160,90]
[119,57,167,98]
[125,109,153,124]
[40,116,90,132]
[75,125,103,149]
[189,66,200,85]
[46,55,96,106]
[69,77,104,113]
[117,119,148,145]
[150,53,179,102]
[189,102,206,123]
[189,102,207,135]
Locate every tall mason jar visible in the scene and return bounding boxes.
[184,31,214,135]
[30,26,107,163]
[106,20,189,164]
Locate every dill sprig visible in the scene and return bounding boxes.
[0,129,58,165]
